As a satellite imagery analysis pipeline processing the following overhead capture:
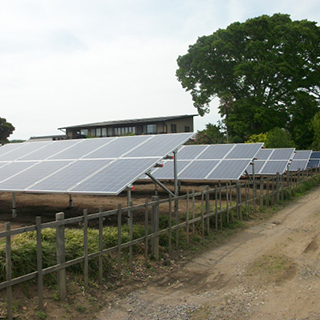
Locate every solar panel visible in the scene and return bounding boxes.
[292,150,312,160]
[225,143,263,159]
[207,160,252,180]
[289,150,312,171]
[147,143,263,181]
[0,133,194,195]
[175,145,208,160]
[255,149,273,160]
[259,160,289,175]
[270,149,295,160]
[151,160,191,180]
[178,160,220,180]
[27,159,113,192]
[308,159,320,169]
[0,161,72,191]
[310,151,320,159]
[0,141,51,161]
[197,144,235,159]
[70,158,159,195]
[289,160,309,171]
[246,160,265,175]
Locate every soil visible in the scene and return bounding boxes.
[1,183,320,319]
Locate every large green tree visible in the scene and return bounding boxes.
[176,13,320,143]
[0,118,15,144]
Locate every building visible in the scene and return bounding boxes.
[59,114,197,139]
[28,134,67,142]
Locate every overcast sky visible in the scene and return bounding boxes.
[1,0,319,140]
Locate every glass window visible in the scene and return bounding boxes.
[114,128,118,135]
[171,124,177,133]
[147,124,157,134]
[184,126,190,132]
[90,128,96,137]
[108,128,113,136]
[96,128,101,137]
[80,129,88,136]
[101,128,107,137]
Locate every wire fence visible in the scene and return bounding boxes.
[0,167,319,319]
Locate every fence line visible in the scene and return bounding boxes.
[0,167,319,319]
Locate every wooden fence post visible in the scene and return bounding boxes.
[205,186,210,235]
[168,195,172,254]
[144,199,149,266]
[83,209,89,290]
[6,222,12,320]
[117,204,122,277]
[127,201,133,268]
[260,176,264,209]
[56,212,66,300]
[186,190,190,245]
[201,189,205,237]
[151,196,159,260]
[276,173,280,203]
[215,186,218,229]
[36,217,44,311]
[236,181,242,221]
[98,207,103,285]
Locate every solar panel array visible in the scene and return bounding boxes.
[149,143,263,181]
[289,150,312,172]
[308,151,320,168]
[0,133,194,195]
[246,148,295,175]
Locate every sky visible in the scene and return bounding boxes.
[1,0,319,140]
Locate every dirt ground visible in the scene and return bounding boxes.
[1,183,320,319]
[97,186,320,320]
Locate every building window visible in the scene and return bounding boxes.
[108,128,113,136]
[184,126,190,132]
[171,124,177,133]
[80,129,88,137]
[96,128,101,137]
[143,124,157,134]
[101,128,107,137]
[90,128,96,137]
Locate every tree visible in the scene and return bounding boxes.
[0,118,15,144]
[265,127,295,148]
[195,123,225,144]
[176,14,320,142]
[311,112,320,150]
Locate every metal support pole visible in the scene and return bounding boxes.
[68,194,73,208]
[12,193,17,218]
[173,150,178,196]
[146,173,175,197]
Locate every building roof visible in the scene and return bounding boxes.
[59,114,198,130]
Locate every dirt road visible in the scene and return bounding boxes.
[97,187,320,320]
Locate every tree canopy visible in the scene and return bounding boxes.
[0,118,15,144]
[176,13,320,145]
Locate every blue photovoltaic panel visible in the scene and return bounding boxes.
[197,144,235,160]
[293,150,312,160]
[270,148,295,160]
[49,138,115,160]
[20,139,80,160]
[83,136,149,159]
[0,133,194,195]
[246,160,265,175]
[308,159,320,168]
[255,149,273,160]
[0,161,72,191]
[151,160,191,180]
[289,160,309,171]
[178,160,220,180]
[0,143,24,156]
[207,160,251,180]
[27,159,113,192]
[260,160,289,175]
[0,162,39,182]
[70,158,159,195]
[176,145,208,160]
[0,141,51,161]
[225,143,263,159]
[310,151,320,159]
[124,133,193,158]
